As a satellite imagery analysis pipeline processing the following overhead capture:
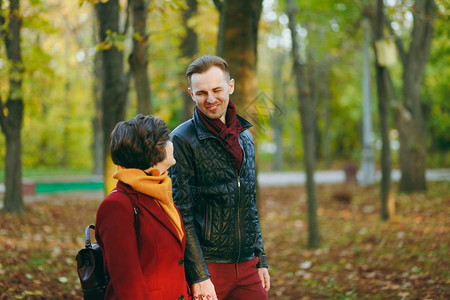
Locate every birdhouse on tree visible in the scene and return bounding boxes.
[375,38,397,67]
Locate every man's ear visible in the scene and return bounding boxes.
[188,88,195,101]
[229,79,235,95]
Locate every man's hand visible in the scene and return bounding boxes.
[192,278,218,300]
[258,267,271,291]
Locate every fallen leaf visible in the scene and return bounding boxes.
[300,261,312,269]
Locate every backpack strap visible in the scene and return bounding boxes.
[110,189,140,230]
[84,225,95,248]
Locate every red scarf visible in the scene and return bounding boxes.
[197,100,243,173]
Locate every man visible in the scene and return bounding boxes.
[169,55,270,300]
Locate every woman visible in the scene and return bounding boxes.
[95,114,188,299]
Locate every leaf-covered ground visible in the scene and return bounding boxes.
[0,182,449,299]
[260,182,450,299]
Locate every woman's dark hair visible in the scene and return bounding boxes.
[110,114,170,170]
[186,55,230,87]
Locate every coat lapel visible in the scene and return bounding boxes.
[138,193,184,246]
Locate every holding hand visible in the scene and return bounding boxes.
[192,278,218,300]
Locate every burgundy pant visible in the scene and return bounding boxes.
[207,257,268,300]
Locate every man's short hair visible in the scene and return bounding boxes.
[110,114,170,170]
[186,55,230,87]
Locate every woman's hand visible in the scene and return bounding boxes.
[192,278,218,300]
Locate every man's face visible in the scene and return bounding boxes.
[188,66,234,123]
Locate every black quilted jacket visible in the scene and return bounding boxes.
[169,108,268,285]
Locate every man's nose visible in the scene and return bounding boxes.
[207,92,214,103]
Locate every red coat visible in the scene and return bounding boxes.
[95,181,188,300]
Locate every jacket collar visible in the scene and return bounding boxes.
[115,181,185,247]
[192,106,253,140]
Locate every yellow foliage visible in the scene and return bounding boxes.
[79,0,104,6]
[97,41,112,51]
[104,154,117,195]
[133,32,144,42]
[115,41,126,52]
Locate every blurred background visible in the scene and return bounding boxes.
[0,0,448,199]
[0,1,449,298]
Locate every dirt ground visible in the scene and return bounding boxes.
[0,181,449,299]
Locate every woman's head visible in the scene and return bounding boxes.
[110,114,171,170]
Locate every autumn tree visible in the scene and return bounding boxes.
[0,0,25,213]
[423,2,450,164]
[271,53,287,171]
[95,0,129,193]
[213,0,263,209]
[129,0,151,115]
[389,0,437,192]
[370,0,391,220]
[180,0,198,121]
[286,0,319,248]
[214,0,263,119]
[92,18,104,176]
[318,61,332,168]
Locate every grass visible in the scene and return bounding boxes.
[0,167,93,183]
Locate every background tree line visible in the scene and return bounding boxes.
[0,0,448,246]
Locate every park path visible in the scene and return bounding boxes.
[0,169,449,193]
[0,169,449,209]
[258,168,450,187]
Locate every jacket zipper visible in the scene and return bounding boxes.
[235,135,244,263]
[236,174,241,262]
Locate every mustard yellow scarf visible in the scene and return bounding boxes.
[113,167,184,241]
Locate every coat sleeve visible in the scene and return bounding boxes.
[246,130,268,269]
[253,208,269,268]
[95,194,151,299]
[169,133,210,285]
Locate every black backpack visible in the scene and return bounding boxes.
[76,190,139,299]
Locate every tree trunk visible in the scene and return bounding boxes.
[397,104,427,191]
[0,0,24,214]
[307,51,319,161]
[62,37,71,167]
[95,0,128,193]
[92,22,104,176]
[397,0,436,192]
[287,0,319,248]
[216,0,262,121]
[216,0,263,210]
[371,0,391,220]
[180,0,198,121]
[129,0,151,115]
[272,53,285,171]
[319,62,332,168]
[3,102,24,214]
